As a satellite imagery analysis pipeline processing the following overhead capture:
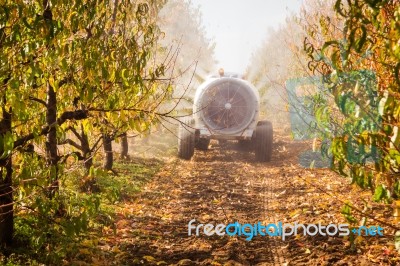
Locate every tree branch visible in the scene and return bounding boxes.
[28,96,47,106]
[58,139,82,151]
[14,110,88,148]
[66,125,84,143]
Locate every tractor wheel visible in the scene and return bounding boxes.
[255,121,273,162]
[178,119,195,160]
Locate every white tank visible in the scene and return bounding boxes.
[193,75,260,136]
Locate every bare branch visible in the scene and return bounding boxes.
[58,139,83,151]
[28,96,47,106]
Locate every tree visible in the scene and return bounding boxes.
[0,0,177,246]
[0,99,13,245]
[302,0,400,202]
[120,132,129,160]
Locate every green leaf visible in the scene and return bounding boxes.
[394,181,400,199]
[341,203,358,224]
[373,184,386,202]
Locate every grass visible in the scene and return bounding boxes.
[0,157,164,266]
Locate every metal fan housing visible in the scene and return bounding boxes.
[193,75,259,139]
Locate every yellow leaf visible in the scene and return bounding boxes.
[111,50,116,60]
[394,201,400,223]
[119,111,126,121]
[143,256,156,262]
[81,239,92,247]
[121,69,127,80]
[68,11,78,22]
[49,77,57,92]
[355,235,364,245]
[78,248,91,255]
[289,209,301,218]
[111,246,121,253]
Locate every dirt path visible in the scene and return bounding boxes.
[101,130,400,265]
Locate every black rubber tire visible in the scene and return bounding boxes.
[178,119,195,160]
[255,121,273,162]
[195,138,210,150]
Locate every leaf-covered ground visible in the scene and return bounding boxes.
[74,130,400,265]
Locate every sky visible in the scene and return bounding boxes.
[190,0,303,73]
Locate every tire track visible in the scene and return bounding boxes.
[118,130,304,265]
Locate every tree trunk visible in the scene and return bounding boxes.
[103,133,113,170]
[46,83,58,197]
[80,124,93,171]
[0,107,13,246]
[42,0,58,197]
[120,132,129,160]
